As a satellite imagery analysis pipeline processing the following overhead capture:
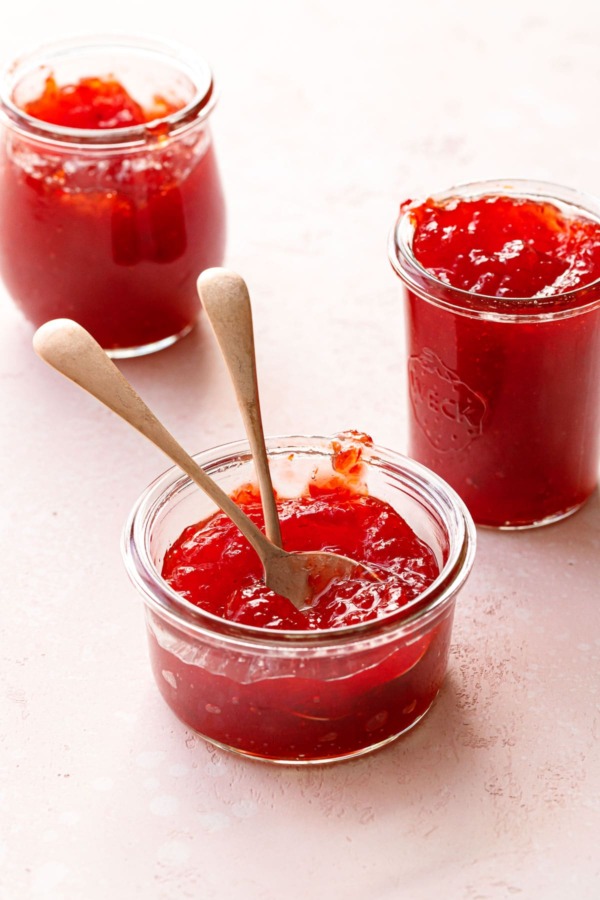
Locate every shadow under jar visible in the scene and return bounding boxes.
[0,35,226,357]
[389,179,600,529]
[122,436,475,765]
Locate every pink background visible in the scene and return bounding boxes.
[1,1,599,897]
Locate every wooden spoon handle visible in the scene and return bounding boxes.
[33,318,277,563]
[198,268,283,547]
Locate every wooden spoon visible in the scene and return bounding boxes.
[198,268,282,547]
[33,319,366,611]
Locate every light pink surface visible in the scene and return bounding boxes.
[1,2,600,898]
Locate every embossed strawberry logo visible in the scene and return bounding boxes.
[408,348,486,452]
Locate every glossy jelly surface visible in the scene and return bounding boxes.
[0,70,225,353]
[394,187,600,527]
[410,194,600,300]
[162,483,440,631]
[138,435,463,763]
[22,74,182,129]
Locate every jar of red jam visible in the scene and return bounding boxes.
[0,36,226,356]
[122,435,475,764]
[389,179,600,528]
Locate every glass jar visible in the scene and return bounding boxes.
[122,436,476,764]
[389,179,600,529]
[0,35,226,357]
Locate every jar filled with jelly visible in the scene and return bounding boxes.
[0,35,226,356]
[389,179,600,528]
[123,435,476,763]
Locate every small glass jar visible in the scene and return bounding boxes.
[0,35,226,357]
[122,436,476,765]
[389,179,600,529]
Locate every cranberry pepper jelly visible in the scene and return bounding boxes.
[0,37,226,356]
[390,180,600,528]
[123,436,475,764]
[162,483,441,631]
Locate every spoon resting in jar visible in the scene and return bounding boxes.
[198,267,282,547]
[33,318,373,611]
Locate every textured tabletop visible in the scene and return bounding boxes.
[1,1,599,898]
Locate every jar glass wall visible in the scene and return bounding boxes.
[122,436,476,764]
[0,35,226,357]
[389,179,600,529]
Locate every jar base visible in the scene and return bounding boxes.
[171,699,436,766]
[477,497,588,530]
[105,323,194,359]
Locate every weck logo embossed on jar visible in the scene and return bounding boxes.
[408,348,486,452]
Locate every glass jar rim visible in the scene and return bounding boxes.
[122,435,476,650]
[0,33,216,148]
[389,178,600,322]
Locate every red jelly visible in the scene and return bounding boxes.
[21,74,169,129]
[162,484,440,631]
[123,436,476,763]
[0,37,226,355]
[390,180,600,528]
[410,193,600,300]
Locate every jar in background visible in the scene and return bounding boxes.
[389,179,600,529]
[122,436,476,764]
[0,36,226,357]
